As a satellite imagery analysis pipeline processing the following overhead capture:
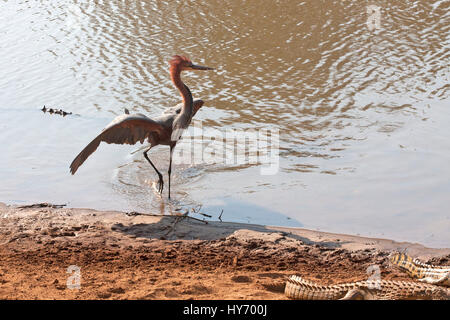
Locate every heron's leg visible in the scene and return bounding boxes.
[143,148,164,194]
[168,145,175,199]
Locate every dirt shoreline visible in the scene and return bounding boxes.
[0,202,448,300]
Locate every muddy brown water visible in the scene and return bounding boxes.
[0,0,449,247]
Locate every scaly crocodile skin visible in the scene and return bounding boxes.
[390,253,449,286]
[285,253,450,300]
[285,275,449,300]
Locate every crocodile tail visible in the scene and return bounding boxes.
[390,252,420,278]
[285,275,348,300]
[390,252,450,282]
[412,257,450,270]
[391,252,449,270]
[390,252,413,265]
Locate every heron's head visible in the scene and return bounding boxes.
[169,55,214,72]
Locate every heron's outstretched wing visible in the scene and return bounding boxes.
[167,100,205,142]
[70,114,165,174]
[162,99,204,117]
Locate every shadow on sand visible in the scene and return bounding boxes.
[111,214,349,249]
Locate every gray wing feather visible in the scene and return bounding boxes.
[162,102,183,116]
[70,114,164,174]
[161,100,204,117]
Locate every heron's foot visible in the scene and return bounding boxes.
[157,175,164,194]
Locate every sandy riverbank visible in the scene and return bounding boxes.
[0,202,448,299]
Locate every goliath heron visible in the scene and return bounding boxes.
[70,55,214,199]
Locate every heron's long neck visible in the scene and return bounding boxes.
[170,67,193,118]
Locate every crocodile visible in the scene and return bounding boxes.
[390,253,449,286]
[285,253,450,300]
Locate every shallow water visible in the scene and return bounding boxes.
[1,0,449,247]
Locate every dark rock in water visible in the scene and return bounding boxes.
[41,106,72,117]
[17,203,66,209]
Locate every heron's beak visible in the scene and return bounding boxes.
[190,64,214,71]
